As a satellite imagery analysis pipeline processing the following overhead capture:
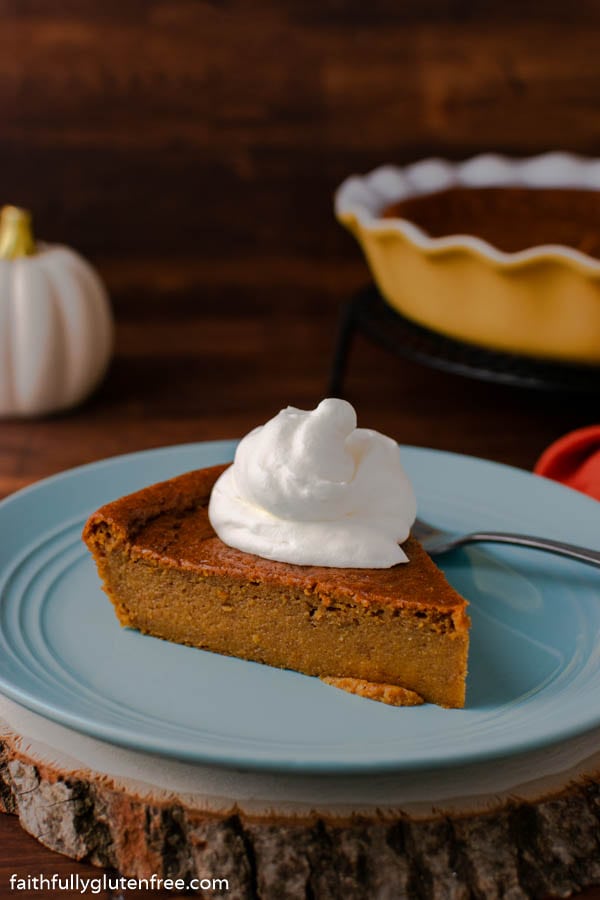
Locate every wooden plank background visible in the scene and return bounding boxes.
[0,0,599,490]
[2,0,600,267]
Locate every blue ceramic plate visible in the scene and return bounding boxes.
[0,441,599,773]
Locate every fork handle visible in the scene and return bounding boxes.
[459,532,600,568]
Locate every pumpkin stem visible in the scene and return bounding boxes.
[0,206,36,259]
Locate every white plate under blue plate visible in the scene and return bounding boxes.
[0,441,599,773]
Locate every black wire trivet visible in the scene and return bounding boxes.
[328,284,600,396]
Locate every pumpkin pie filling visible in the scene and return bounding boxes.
[382,186,600,257]
[83,464,470,708]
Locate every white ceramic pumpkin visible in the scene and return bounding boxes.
[0,205,113,417]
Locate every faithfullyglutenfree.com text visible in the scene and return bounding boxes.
[8,872,230,894]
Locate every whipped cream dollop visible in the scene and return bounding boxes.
[208,399,417,568]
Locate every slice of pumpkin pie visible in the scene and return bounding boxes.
[83,401,470,708]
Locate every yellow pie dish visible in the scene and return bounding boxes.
[335,153,600,365]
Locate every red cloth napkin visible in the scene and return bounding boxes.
[534,425,600,501]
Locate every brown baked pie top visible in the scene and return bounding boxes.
[382,186,600,257]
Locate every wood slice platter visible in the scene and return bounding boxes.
[1,693,600,899]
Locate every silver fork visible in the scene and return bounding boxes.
[412,518,600,568]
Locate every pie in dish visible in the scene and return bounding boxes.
[335,153,600,364]
[83,464,470,708]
